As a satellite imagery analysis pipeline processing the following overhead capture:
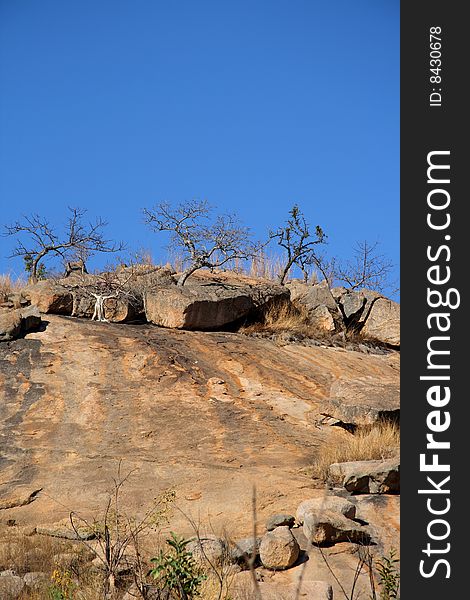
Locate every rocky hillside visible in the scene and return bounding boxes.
[0,272,400,599]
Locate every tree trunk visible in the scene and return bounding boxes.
[30,257,41,284]
[278,259,294,286]
[177,265,199,286]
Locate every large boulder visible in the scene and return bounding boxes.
[308,305,335,332]
[303,510,371,546]
[323,376,400,425]
[145,283,289,330]
[259,526,300,570]
[296,495,356,525]
[328,458,400,494]
[339,289,382,323]
[0,306,41,342]
[361,298,400,346]
[103,297,139,323]
[287,280,337,313]
[25,281,73,315]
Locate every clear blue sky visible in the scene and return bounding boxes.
[0,0,399,291]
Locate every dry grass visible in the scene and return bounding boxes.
[311,421,400,482]
[0,525,104,599]
[0,273,27,298]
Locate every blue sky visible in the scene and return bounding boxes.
[0,0,399,292]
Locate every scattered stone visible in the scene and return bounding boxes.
[23,571,48,589]
[303,510,371,545]
[265,513,295,531]
[361,298,400,346]
[329,458,400,494]
[296,496,356,524]
[186,535,228,568]
[259,526,300,570]
[0,573,25,598]
[231,537,262,566]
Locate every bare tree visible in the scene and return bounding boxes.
[334,240,394,293]
[306,241,395,332]
[309,240,394,295]
[58,268,145,322]
[143,200,256,286]
[69,462,175,599]
[269,205,326,285]
[3,207,125,283]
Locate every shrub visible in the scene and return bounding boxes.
[150,532,206,599]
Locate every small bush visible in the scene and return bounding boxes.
[150,532,206,599]
[49,568,75,600]
[376,548,400,599]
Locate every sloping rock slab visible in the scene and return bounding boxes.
[256,580,333,600]
[145,283,289,330]
[361,298,400,346]
[303,510,371,545]
[328,458,400,494]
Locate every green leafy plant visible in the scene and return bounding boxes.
[48,567,75,599]
[376,548,400,599]
[24,253,47,280]
[150,532,206,599]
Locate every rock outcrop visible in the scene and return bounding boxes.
[24,281,73,315]
[361,298,400,346]
[0,305,41,342]
[286,281,400,345]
